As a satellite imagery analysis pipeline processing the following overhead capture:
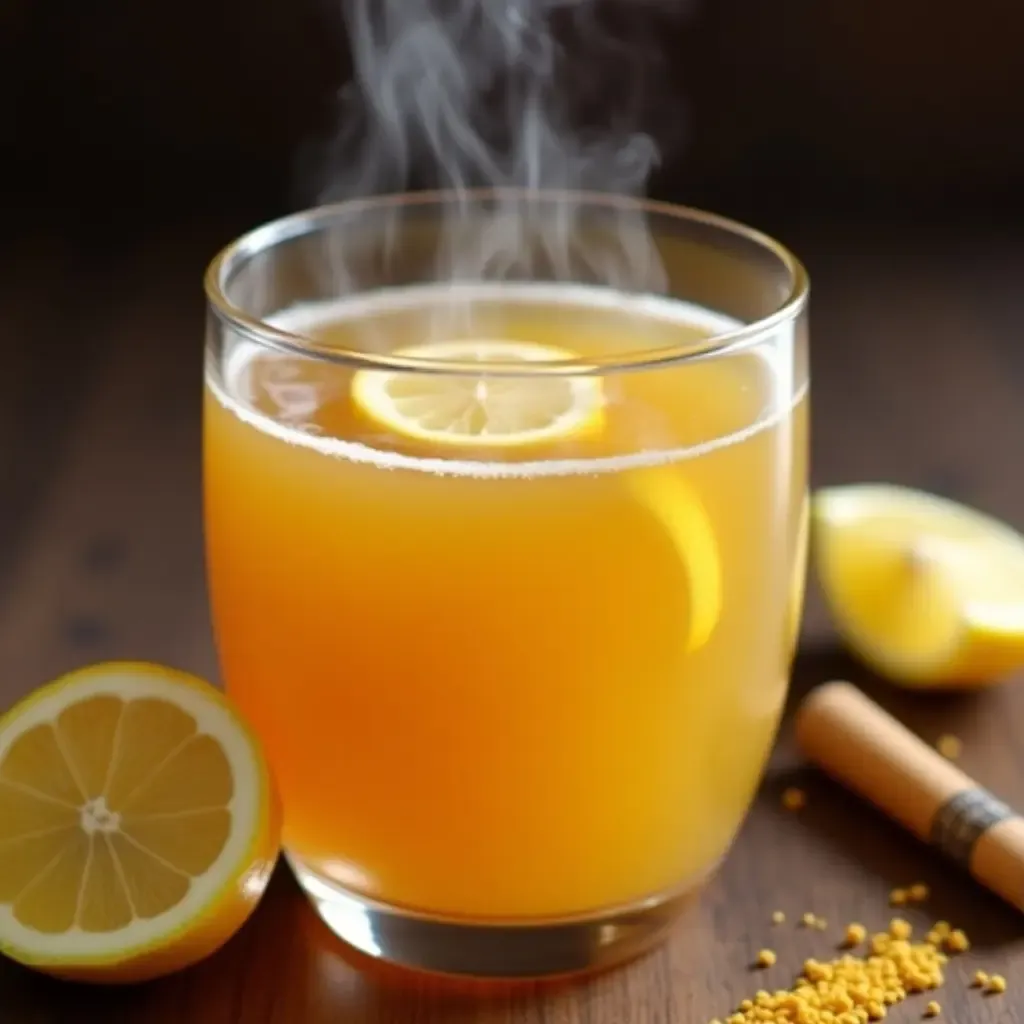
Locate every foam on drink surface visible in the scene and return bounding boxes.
[208,282,804,479]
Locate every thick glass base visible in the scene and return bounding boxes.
[289,852,704,980]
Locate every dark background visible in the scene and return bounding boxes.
[7,0,1024,229]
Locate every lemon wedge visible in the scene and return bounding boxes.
[351,340,604,447]
[813,484,1024,687]
[0,662,280,982]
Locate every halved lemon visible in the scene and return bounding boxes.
[813,484,1024,687]
[351,339,604,447]
[0,662,280,983]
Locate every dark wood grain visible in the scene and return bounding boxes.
[1,217,1023,1023]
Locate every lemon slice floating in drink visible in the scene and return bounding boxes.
[351,339,605,447]
[0,662,280,983]
[625,468,722,652]
[814,484,1024,688]
[354,337,723,649]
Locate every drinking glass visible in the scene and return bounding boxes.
[203,191,809,978]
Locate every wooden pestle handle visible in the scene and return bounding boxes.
[795,681,1024,914]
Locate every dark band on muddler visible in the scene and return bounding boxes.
[930,788,1015,866]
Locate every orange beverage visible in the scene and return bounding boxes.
[203,196,809,976]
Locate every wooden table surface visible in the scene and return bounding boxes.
[2,214,1022,1023]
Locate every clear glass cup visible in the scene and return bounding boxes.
[203,190,809,979]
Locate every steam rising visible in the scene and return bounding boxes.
[302,0,680,317]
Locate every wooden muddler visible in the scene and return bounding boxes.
[795,680,1024,914]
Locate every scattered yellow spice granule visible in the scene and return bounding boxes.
[971,969,988,987]
[986,974,1007,994]
[801,912,819,928]
[892,883,931,907]
[844,923,868,947]
[924,1000,941,1017]
[924,921,951,946]
[756,949,777,968]
[889,918,912,941]
[945,929,970,953]
[772,911,786,925]
[720,927,948,1024]
[935,734,962,760]
[782,787,807,812]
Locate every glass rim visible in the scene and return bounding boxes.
[204,188,809,377]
